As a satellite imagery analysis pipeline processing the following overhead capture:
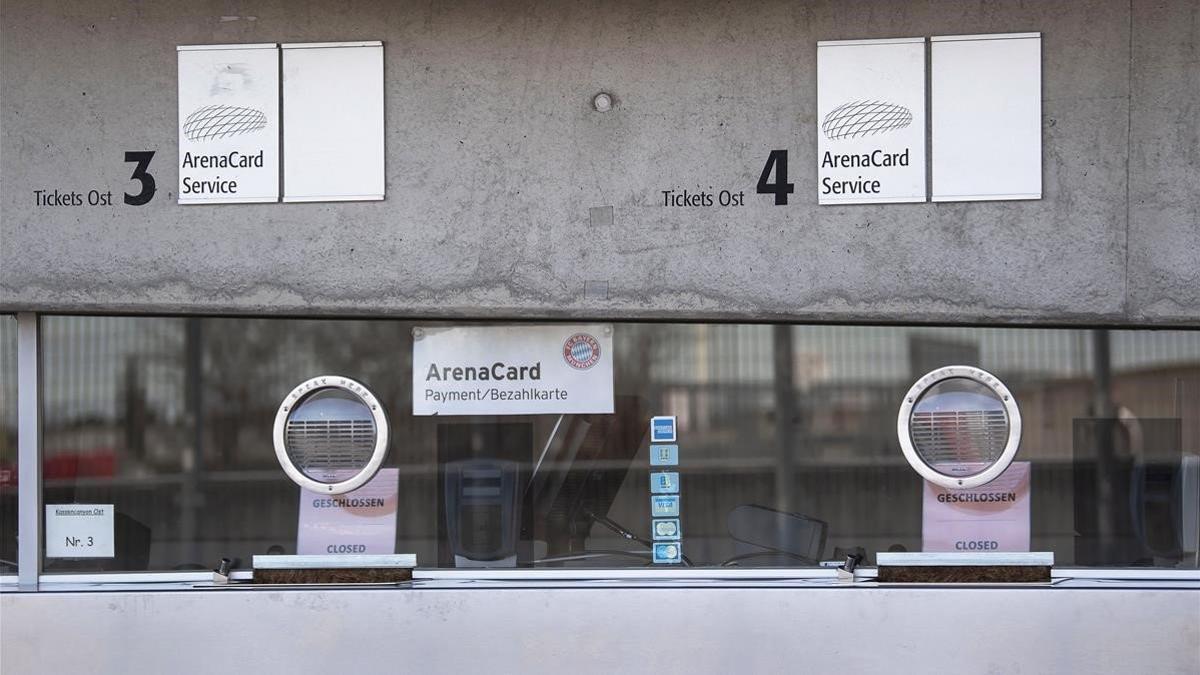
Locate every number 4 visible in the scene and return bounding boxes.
[757,150,794,206]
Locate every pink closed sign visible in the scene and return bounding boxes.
[297,468,399,555]
[922,461,1031,553]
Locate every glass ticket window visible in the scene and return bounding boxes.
[0,315,15,573]
[33,316,1200,573]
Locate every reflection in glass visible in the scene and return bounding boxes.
[34,316,1200,572]
[0,316,16,572]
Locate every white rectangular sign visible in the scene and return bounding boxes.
[817,37,927,204]
[177,43,280,204]
[282,42,385,202]
[413,324,614,416]
[922,461,1031,553]
[45,504,115,558]
[931,33,1042,202]
[297,468,399,555]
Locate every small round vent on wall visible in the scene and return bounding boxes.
[272,376,389,494]
[897,366,1022,490]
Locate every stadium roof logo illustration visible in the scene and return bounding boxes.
[822,100,913,141]
[183,105,268,142]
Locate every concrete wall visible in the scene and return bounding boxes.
[3,585,1199,674]
[1,0,1197,326]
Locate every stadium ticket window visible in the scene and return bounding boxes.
[27,316,1200,575]
[0,315,15,573]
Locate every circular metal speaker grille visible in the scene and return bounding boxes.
[273,376,389,494]
[897,366,1021,489]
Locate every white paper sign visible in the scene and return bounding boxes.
[922,461,1031,553]
[413,324,615,416]
[45,504,115,558]
[817,37,927,204]
[297,468,399,555]
[177,43,280,204]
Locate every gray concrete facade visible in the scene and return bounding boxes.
[1,0,1197,325]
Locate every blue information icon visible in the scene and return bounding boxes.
[652,518,681,541]
[650,444,678,466]
[653,542,682,564]
[650,471,679,494]
[651,495,679,517]
[650,416,677,443]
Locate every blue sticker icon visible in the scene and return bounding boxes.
[651,495,679,517]
[652,518,681,541]
[650,444,678,466]
[650,471,679,494]
[653,542,682,564]
[650,416,677,443]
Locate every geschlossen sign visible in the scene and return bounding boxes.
[412,324,615,416]
[296,468,399,555]
[922,461,1032,552]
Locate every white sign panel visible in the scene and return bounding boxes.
[282,42,385,202]
[817,37,926,204]
[297,468,399,555]
[45,504,115,558]
[413,324,615,416]
[922,461,1031,553]
[932,33,1042,202]
[177,43,280,204]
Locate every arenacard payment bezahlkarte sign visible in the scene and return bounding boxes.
[817,37,926,204]
[413,325,614,416]
[177,44,280,203]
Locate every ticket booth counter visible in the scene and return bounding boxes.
[1,316,1197,672]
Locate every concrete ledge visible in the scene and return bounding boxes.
[3,585,1197,673]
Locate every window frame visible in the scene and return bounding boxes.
[5,312,1200,591]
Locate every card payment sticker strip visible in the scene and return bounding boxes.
[649,416,681,563]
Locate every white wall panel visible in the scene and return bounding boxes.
[932,33,1042,202]
[282,42,385,202]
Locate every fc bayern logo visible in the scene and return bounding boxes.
[563,333,601,370]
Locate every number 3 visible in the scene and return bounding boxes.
[124,151,156,206]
